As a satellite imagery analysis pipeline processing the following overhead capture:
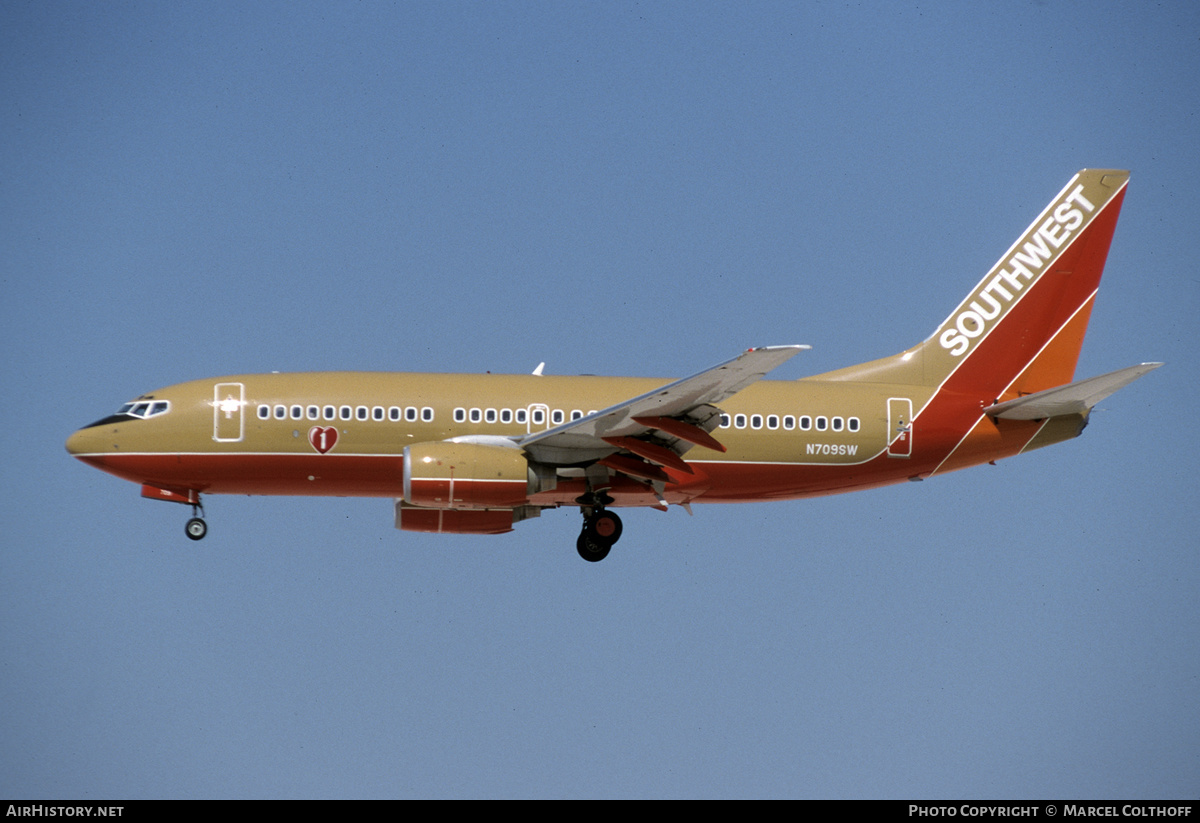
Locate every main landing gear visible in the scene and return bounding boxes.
[184,498,207,541]
[576,501,623,562]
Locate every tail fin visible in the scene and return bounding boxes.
[824,169,1130,399]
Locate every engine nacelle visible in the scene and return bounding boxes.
[394,502,541,534]
[403,441,534,509]
[396,507,516,534]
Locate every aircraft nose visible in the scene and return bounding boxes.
[65,427,86,455]
[66,425,111,464]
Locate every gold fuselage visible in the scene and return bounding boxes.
[66,367,1071,510]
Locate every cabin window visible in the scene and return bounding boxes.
[750,414,763,430]
[816,416,827,431]
[767,414,779,430]
[516,408,528,424]
[291,405,303,420]
[848,417,860,432]
[389,407,402,422]
[571,410,583,421]
[454,408,466,423]
[551,409,564,425]
[799,416,812,431]
[340,406,352,421]
[355,406,368,421]
[307,406,319,420]
[469,408,482,423]
[783,415,795,430]
[405,407,418,422]
[832,417,843,432]
[531,408,545,425]
[422,407,434,422]
[734,414,747,429]
[258,405,270,420]
[274,405,287,420]
[500,408,513,424]
[324,406,336,421]
[372,406,385,421]
[485,408,497,423]
[719,413,731,428]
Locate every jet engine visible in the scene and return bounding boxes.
[402,441,535,509]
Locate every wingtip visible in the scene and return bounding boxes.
[748,344,811,353]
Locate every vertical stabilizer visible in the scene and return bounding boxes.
[928,169,1129,398]
[822,169,1129,399]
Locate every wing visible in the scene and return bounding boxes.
[518,345,808,468]
[984,362,1162,420]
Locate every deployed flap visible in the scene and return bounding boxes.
[519,345,808,465]
[985,362,1161,420]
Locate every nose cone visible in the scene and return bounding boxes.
[66,424,112,467]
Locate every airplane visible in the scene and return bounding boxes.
[66,169,1160,561]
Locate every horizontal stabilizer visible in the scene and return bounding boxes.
[985,363,1162,420]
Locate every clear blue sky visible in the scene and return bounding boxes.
[3,1,1197,799]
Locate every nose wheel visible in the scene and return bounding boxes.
[184,499,207,541]
[576,509,622,562]
[185,517,208,541]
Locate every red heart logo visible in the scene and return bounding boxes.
[308,426,338,454]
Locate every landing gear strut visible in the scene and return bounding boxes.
[576,507,622,562]
[185,498,207,541]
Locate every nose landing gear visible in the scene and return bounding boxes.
[185,517,207,540]
[184,499,207,541]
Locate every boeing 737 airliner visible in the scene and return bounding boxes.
[67,169,1159,561]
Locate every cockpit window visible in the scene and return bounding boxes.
[118,399,171,419]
